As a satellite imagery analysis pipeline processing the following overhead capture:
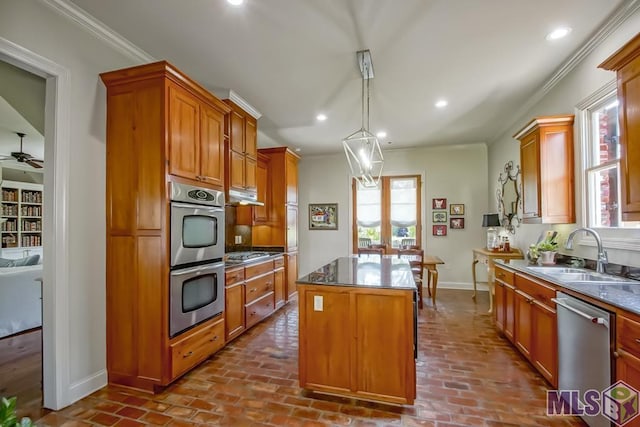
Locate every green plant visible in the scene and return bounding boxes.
[0,397,34,427]
[536,235,558,252]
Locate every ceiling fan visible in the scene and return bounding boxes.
[1,132,44,169]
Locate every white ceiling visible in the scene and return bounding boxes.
[0,96,45,172]
[65,0,627,154]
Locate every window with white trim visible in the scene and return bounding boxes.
[583,92,639,228]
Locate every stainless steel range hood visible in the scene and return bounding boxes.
[227,189,264,206]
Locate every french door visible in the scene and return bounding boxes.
[352,175,422,253]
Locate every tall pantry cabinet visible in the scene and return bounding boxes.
[252,147,300,299]
[100,61,230,391]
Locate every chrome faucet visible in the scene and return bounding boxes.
[565,227,608,273]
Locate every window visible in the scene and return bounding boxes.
[583,93,639,228]
[352,175,422,252]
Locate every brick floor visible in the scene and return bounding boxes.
[34,290,586,426]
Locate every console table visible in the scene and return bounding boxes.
[471,247,523,312]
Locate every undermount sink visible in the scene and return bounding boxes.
[527,266,639,284]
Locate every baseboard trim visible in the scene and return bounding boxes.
[68,369,107,405]
[437,281,490,291]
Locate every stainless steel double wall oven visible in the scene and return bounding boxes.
[169,182,225,337]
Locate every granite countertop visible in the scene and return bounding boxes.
[296,256,417,290]
[496,259,640,315]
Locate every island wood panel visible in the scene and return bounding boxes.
[299,286,352,392]
[353,291,415,403]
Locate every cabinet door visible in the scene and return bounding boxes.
[286,252,298,299]
[225,282,245,341]
[354,291,414,401]
[273,267,285,310]
[494,281,506,332]
[285,153,298,205]
[286,205,298,252]
[199,103,225,188]
[253,156,269,223]
[245,155,257,193]
[514,290,533,360]
[168,84,200,181]
[229,110,245,153]
[299,287,351,392]
[229,150,245,190]
[520,132,540,220]
[245,117,257,158]
[619,59,640,220]
[617,349,640,396]
[504,284,516,343]
[532,301,557,387]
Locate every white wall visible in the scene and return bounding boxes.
[299,143,489,287]
[487,8,640,268]
[0,0,139,406]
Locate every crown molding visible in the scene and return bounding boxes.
[491,0,640,144]
[215,89,262,119]
[41,0,155,63]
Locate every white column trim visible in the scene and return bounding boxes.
[0,36,72,410]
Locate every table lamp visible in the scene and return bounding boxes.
[482,213,501,250]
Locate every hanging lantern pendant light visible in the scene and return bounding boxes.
[342,49,384,188]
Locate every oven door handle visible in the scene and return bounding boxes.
[171,262,225,276]
[171,202,224,213]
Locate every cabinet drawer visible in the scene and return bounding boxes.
[225,267,245,286]
[494,266,514,285]
[170,317,225,379]
[618,315,640,356]
[274,256,285,269]
[245,292,275,329]
[515,274,556,308]
[245,272,275,304]
[245,259,274,277]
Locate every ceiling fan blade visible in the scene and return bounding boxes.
[25,159,43,169]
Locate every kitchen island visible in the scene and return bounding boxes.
[297,256,417,405]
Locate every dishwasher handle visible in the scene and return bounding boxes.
[552,297,609,328]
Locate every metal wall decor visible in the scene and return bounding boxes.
[496,160,522,233]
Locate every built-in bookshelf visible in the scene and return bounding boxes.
[1,180,43,248]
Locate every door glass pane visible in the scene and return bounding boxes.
[390,177,417,248]
[588,166,619,228]
[356,183,381,244]
[183,215,217,247]
[183,273,217,312]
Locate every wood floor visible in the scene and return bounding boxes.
[16,290,585,426]
[0,328,48,421]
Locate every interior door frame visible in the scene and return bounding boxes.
[0,36,72,410]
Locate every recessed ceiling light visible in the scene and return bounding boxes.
[376,131,387,138]
[316,113,327,121]
[227,0,243,6]
[546,27,572,41]
[435,99,448,108]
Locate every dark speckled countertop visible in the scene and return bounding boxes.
[496,259,640,315]
[297,256,417,290]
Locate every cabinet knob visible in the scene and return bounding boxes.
[250,288,257,293]
[614,351,620,359]
[210,335,218,342]
[183,351,193,359]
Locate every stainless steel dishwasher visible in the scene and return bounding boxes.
[553,291,613,427]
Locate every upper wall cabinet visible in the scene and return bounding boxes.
[599,33,640,221]
[168,83,227,189]
[513,115,575,224]
[224,99,258,195]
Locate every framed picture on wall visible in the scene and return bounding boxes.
[309,203,338,230]
[450,218,465,229]
[432,198,447,209]
[450,204,465,216]
[432,211,447,223]
[433,225,447,236]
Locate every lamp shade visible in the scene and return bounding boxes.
[482,213,501,227]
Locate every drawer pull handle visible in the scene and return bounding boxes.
[614,351,620,359]
[183,351,193,359]
[635,339,640,344]
[250,288,257,293]
[210,336,218,342]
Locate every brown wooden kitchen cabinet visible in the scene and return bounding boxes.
[298,284,416,405]
[168,81,226,189]
[513,115,575,224]
[101,61,230,391]
[225,266,246,342]
[274,258,286,309]
[615,313,640,404]
[599,33,640,221]
[494,265,516,343]
[224,99,258,195]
